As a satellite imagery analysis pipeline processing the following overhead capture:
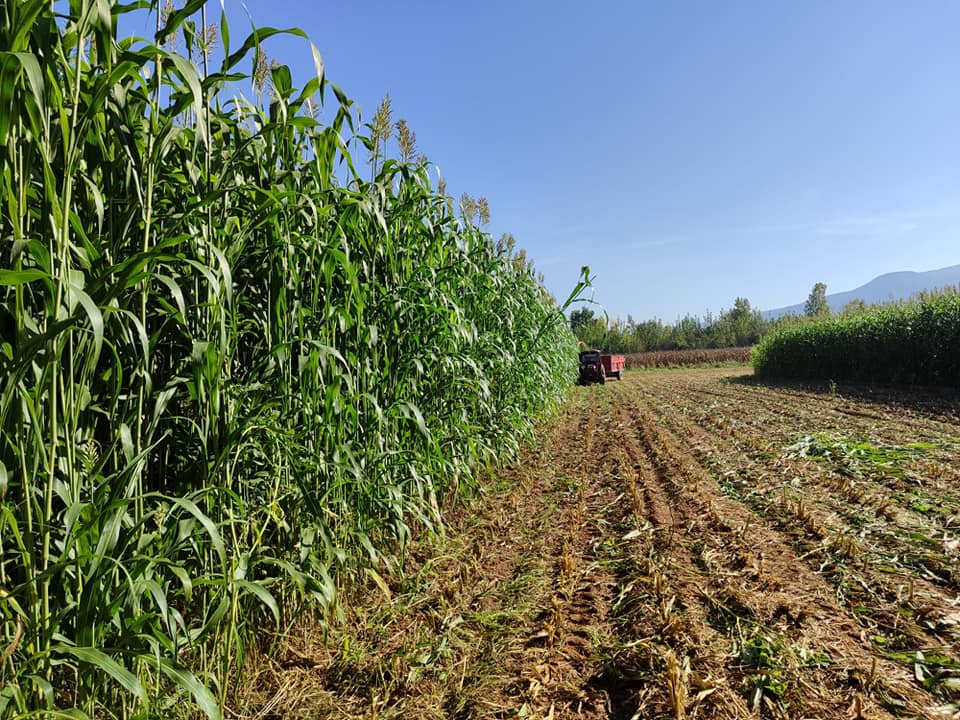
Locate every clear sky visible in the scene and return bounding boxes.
[171,1,959,321]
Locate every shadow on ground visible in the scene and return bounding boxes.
[724,372,960,419]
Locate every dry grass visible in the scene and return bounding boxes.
[625,347,750,369]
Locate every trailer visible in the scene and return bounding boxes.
[601,353,626,381]
[578,350,626,385]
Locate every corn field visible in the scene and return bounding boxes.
[752,292,960,385]
[0,1,582,716]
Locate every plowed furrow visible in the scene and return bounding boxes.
[630,378,960,610]
[632,376,960,567]
[605,376,948,718]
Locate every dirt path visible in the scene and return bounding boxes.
[236,367,960,719]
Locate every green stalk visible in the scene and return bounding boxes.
[0,2,586,715]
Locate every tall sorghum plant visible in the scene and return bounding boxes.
[0,2,583,716]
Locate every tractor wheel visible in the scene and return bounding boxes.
[598,371,605,385]
[617,370,623,381]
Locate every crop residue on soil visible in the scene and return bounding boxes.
[239,367,960,719]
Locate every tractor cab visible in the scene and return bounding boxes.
[578,350,605,385]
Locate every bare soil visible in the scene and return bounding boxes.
[235,367,960,719]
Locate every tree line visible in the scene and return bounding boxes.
[570,282,893,353]
[570,297,770,353]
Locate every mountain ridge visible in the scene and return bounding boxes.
[762,264,960,319]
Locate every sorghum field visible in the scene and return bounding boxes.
[249,367,960,719]
[5,4,959,718]
[0,3,581,715]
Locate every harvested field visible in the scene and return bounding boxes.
[242,367,960,719]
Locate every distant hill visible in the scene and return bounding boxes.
[762,264,960,319]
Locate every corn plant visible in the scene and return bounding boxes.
[0,1,583,716]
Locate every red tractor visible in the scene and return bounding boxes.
[578,350,626,385]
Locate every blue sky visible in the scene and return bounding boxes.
[153,1,959,321]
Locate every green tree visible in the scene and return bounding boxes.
[842,298,868,316]
[730,297,752,321]
[804,282,829,318]
[569,307,595,335]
